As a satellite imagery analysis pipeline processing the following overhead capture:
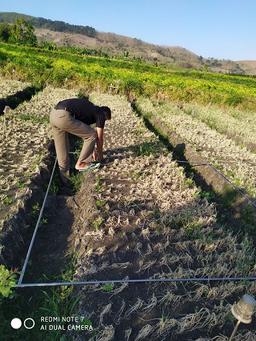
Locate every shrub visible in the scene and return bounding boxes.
[0,265,17,298]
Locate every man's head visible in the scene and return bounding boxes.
[101,106,111,120]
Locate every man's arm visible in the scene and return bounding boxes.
[95,127,104,161]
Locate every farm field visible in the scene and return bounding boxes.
[0,76,255,339]
[1,42,256,110]
[66,93,256,340]
[136,98,256,202]
[1,5,256,340]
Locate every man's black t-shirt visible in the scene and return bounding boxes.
[55,98,106,128]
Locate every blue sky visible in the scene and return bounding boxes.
[1,0,255,60]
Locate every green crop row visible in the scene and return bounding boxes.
[1,42,256,110]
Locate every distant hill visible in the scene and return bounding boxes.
[1,12,255,75]
[0,12,96,37]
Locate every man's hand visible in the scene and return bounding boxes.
[93,148,103,161]
[92,148,99,161]
[95,127,104,161]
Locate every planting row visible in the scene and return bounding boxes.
[136,97,256,200]
[0,85,77,232]
[68,93,256,340]
[173,101,256,153]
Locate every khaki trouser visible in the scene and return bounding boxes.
[50,109,97,179]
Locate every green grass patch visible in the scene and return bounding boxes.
[92,217,104,230]
[1,42,256,110]
[101,283,114,292]
[69,173,82,192]
[133,141,161,156]
[3,196,13,205]
[0,257,81,340]
[95,199,106,208]
[0,266,17,298]
[95,175,103,193]
[18,113,49,125]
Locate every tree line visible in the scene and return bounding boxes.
[31,17,96,37]
[0,13,97,38]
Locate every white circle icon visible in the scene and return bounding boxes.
[24,318,35,329]
[11,318,22,329]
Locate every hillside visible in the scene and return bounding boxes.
[238,60,256,75]
[35,28,203,68]
[1,11,256,74]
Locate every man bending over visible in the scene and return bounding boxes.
[50,97,111,183]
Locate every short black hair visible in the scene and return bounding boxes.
[101,106,111,120]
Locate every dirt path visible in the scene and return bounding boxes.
[24,195,75,282]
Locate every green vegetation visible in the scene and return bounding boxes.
[41,217,48,225]
[133,141,162,156]
[184,220,205,239]
[18,113,49,124]
[0,262,80,341]
[3,196,13,205]
[50,174,62,194]
[95,175,103,193]
[184,177,195,189]
[130,170,143,181]
[17,181,26,189]
[198,190,216,201]
[92,216,104,230]
[1,42,256,110]
[0,18,37,45]
[31,202,40,217]
[101,283,114,292]
[0,265,17,298]
[69,173,82,192]
[95,199,106,208]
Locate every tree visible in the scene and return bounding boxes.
[0,23,11,42]
[10,18,37,46]
[40,40,57,50]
